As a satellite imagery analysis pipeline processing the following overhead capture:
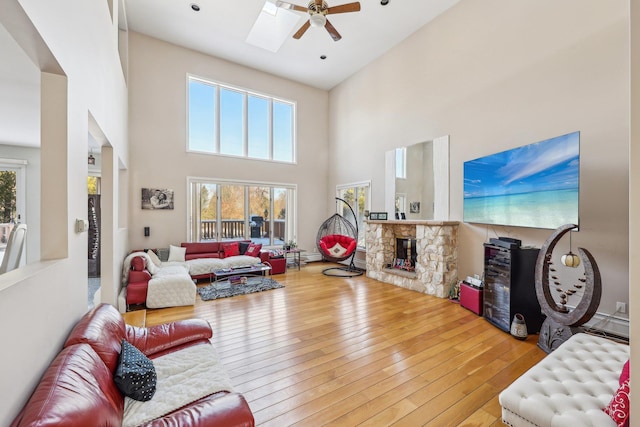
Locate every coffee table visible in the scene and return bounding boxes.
[210,263,271,285]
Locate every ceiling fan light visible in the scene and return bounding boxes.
[309,13,326,27]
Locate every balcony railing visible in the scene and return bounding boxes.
[200,219,285,242]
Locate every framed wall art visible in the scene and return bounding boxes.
[141,188,174,210]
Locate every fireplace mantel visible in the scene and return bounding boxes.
[365,220,459,298]
[367,220,460,226]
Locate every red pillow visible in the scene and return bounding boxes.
[604,378,630,427]
[131,256,146,271]
[620,360,630,385]
[222,242,240,258]
[245,243,262,257]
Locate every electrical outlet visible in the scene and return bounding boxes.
[616,302,626,314]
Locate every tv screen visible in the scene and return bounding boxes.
[463,131,579,229]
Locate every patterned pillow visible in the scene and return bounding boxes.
[328,242,347,257]
[222,242,240,258]
[114,340,157,402]
[604,378,630,427]
[245,243,262,257]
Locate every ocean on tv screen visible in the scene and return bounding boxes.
[463,131,580,229]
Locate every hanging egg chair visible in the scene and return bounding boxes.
[316,197,363,277]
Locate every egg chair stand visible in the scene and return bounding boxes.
[317,197,363,277]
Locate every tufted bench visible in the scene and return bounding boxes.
[499,333,629,427]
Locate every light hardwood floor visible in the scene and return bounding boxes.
[143,262,546,426]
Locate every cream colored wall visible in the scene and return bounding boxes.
[629,0,638,418]
[127,32,329,253]
[329,0,630,317]
[0,0,128,424]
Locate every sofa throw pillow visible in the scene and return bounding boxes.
[239,241,250,255]
[245,243,262,257]
[114,339,157,402]
[222,242,240,258]
[620,360,630,385]
[604,378,630,427]
[269,249,284,258]
[146,250,162,267]
[131,256,146,271]
[168,244,186,262]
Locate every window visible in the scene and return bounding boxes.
[188,76,296,163]
[188,178,296,246]
[395,147,406,179]
[336,181,370,248]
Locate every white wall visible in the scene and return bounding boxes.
[0,0,128,423]
[127,32,330,253]
[329,0,630,317]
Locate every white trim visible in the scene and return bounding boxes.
[0,160,27,226]
[186,176,297,245]
[433,135,450,220]
[186,74,296,163]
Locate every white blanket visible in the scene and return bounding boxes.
[122,344,234,427]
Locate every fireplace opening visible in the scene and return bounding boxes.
[393,238,417,272]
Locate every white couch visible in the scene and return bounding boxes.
[499,333,629,427]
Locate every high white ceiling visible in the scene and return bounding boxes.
[124,0,460,90]
[0,0,459,148]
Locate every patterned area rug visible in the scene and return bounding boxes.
[198,276,284,301]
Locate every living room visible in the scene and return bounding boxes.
[0,0,638,425]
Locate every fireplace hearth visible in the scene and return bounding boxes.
[365,220,459,298]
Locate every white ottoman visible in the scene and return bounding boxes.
[499,333,628,427]
[146,274,196,308]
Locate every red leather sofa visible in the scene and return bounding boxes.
[11,303,254,427]
[180,241,286,280]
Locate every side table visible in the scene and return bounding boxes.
[283,248,305,271]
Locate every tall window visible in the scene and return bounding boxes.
[188,76,296,163]
[336,181,370,248]
[395,147,406,179]
[189,178,296,246]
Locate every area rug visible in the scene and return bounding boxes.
[198,276,284,301]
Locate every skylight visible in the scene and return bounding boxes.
[246,0,302,52]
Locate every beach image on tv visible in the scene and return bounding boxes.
[463,131,579,229]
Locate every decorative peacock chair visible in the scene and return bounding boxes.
[316,197,363,277]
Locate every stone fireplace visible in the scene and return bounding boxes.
[365,220,459,298]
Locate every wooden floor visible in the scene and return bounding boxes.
[143,262,546,427]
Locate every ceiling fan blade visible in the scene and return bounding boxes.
[324,19,342,41]
[327,2,361,14]
[315,0,323,6]
[276,1,308,13]
[293,20,311,39]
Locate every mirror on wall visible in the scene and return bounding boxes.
[385,135,449,221]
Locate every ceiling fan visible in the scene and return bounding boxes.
[276,0,361,41]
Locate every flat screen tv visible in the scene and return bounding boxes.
[463,131,579,229]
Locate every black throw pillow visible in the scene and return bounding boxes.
[114,339,157,401]
[239,241,250,255]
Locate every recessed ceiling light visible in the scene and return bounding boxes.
[380,0,389,5]
[320,55,327,60]
[190,3,200,12]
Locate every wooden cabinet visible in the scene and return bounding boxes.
[483,243,545,334]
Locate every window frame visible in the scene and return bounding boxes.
[187,75,297,164]
[336,181,371,248]
[187,176,297,247]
